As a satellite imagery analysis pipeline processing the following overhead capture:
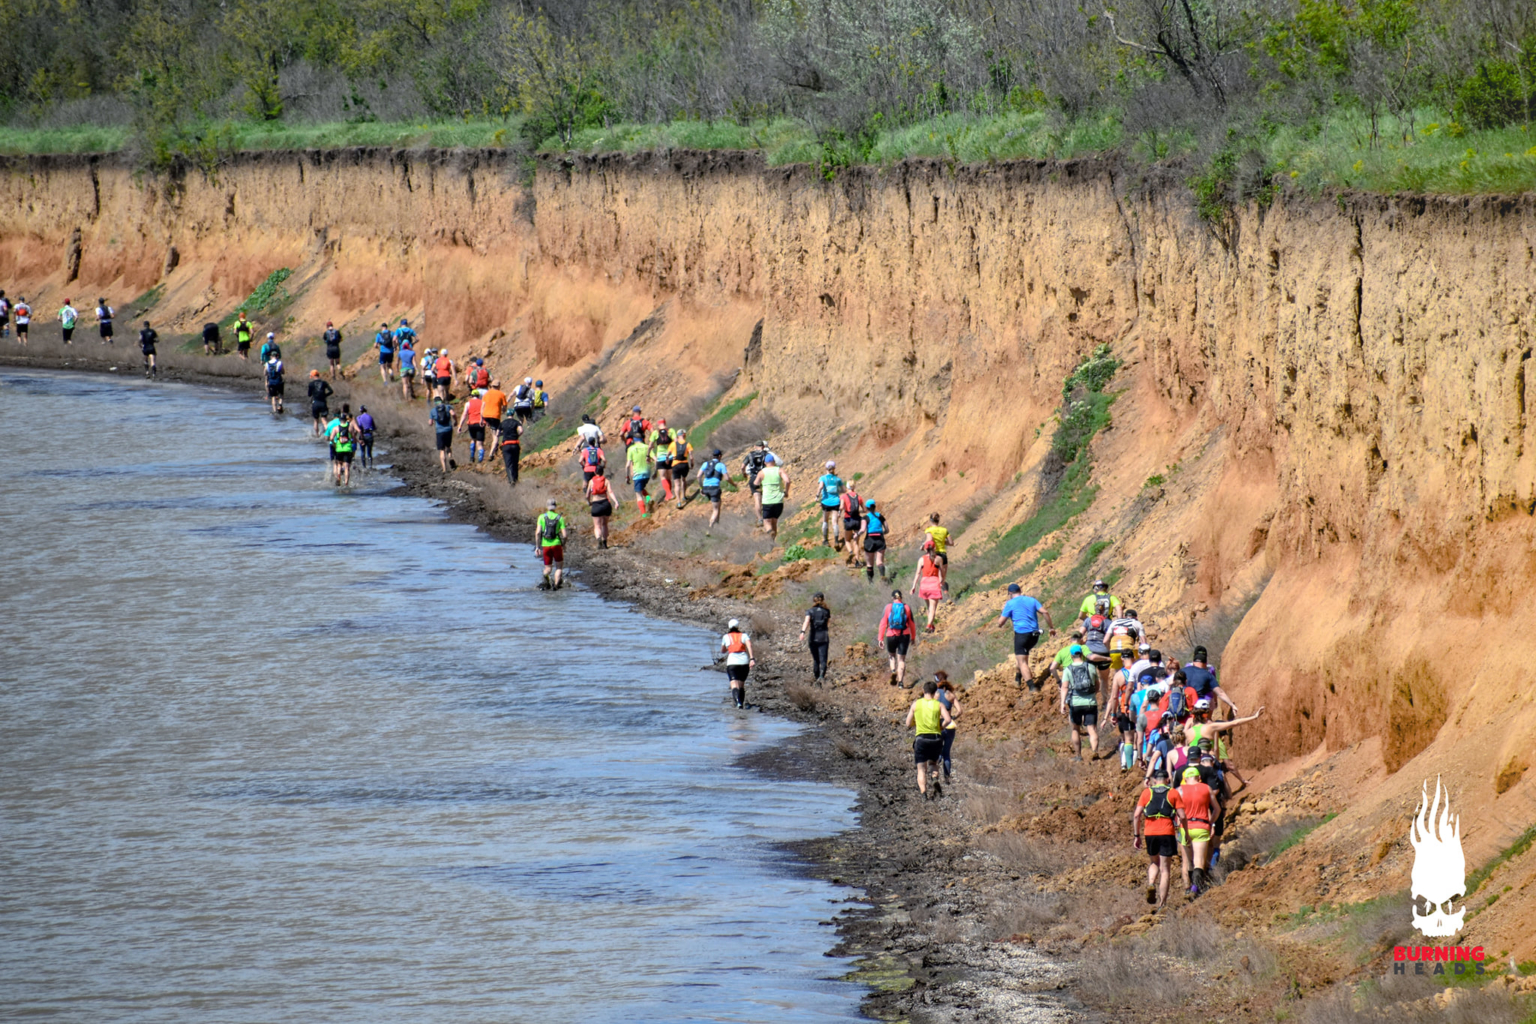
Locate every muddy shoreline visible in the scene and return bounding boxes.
[2,347,1079,1023]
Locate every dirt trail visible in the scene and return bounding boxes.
[4,147,1536,1016]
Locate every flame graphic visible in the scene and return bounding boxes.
[1408,776,1466,938]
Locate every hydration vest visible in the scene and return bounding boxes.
[331,425,355,454]
[888,601,908,631]
[700,460,724,488]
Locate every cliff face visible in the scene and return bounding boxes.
[4,149,1535,944]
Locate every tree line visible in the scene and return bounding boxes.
[1,0,1532,176]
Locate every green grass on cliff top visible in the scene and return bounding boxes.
[0,119,516,157]
[2,109,1534,195]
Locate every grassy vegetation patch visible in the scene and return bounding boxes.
[0,120,521,157]
[688,391,757,452]
[1466,823,1536,897]
[220,268,293,329]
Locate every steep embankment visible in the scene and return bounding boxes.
[4,149,1535,959]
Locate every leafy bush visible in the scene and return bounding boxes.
[782,543,809,562]
[1456,55,1536,130]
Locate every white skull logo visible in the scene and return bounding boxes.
[1408,776,1465,938]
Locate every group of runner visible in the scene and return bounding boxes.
[982,577,1264,907]
[0,291,168,377]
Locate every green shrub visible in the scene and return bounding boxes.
[782,543,809,562]
[1455,56,1536,130]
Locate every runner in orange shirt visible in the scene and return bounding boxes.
[1132,767,1186,911]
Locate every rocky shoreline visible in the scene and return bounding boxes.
[2,347,1080,1023]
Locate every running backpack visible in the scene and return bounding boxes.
[540,514,561,542]
[514,384,532,403]
[332,425,354,453]
[1094,594,1113,617]
[583,446,603,470]
[474,367,489,388]
[745,451,767,476]
[1144,784,1174,820]
[1065,662,1097,698]
[701,460,724,487]
[841,490,861,516]
[866,511,885,535]
[433,404,452,428]
[1165,687,1188,719]
[265,362,282,385]
[888,601,908,631]
[654,428,671,448]
[726,631,747,654]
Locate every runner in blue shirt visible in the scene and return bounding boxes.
[817,460,845,548]
[995,582,1057,690]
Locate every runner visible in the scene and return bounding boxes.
[799,591,832,684]
[816,462,844,546]
[1178,704,1266,764]
[0,291,10,337]
[429,397,455,473]
[839,481,865,564]
[138,320,159,378]
[456,389,486,463]
[532,380,549,420]
[577,435,606,484]
[625,434,655,516]
[464,358,490,391]
[720,619,755,709]
[201,321,221,355]
[619,406,649,446]
[1078,579,1123,619]
[264,353,285,413]
[259,332,281,365]
[398,337,418,399]
[1182,646,1239,716]
[924,513,951,593]
[1106,655,1139,770]
[742,441,770,525]
[1058,644,1102,761]
[481,379,507,447]
[234,312,254,359]
[393,318,417,365]
[373,322,395,383]
[307,371,333,437]
[753,453,789,542]
[996,582,1056,688]
[934,671,961,781]
[327,406,357,487]
[57,298,77,343]
[698,449,728,532]
[512,377,536,424]
[649,420,675,503]
[533,499,567,589]
[1106,608,1145,671]
[1132,768,1186,910]
[1176,764,1217,895]
[12,297,30,344]
[909,541,945,632]
[576,413,605,446]
[877,589,916,687]
[1051,629,1086,691]
[904,679,953,800]
[862,499,889,581]
[95,298,114,345]
[432,349,454,402]
[355,406,376,469]
[1157,668,1200,725]
[322,321,343,379]
[1079,612,1115,688]
[499,416,524,484]
[585,470,615,548]
[667,429,692,508]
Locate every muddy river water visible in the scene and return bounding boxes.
[0,370,865,1022]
